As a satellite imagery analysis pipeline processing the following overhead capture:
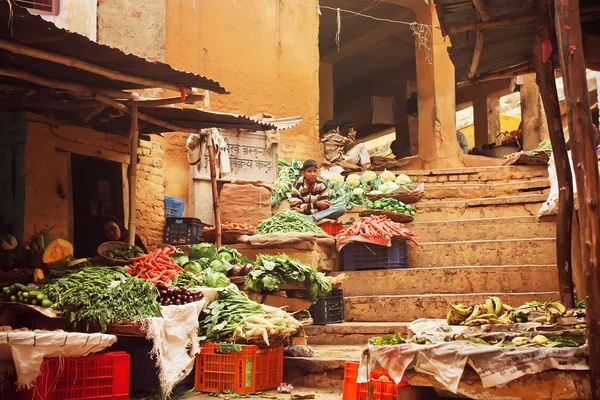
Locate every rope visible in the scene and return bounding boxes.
[335,8,341,52]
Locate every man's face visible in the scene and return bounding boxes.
[303,166,319,184]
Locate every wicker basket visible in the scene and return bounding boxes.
[366,187,424,204]
[97,241,133,266]
[203,228,255,245]
[359,209,414,223]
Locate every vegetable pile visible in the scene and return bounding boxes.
[338,215,419,245]
[203,223,256,232]
[199,287,306,345]
[2,283,55,308]
[245,254,332,303]
[255,210,325,235]
[173,244,236,288]
[125,246,183,285]
[104,244,144,261]
[271,159,303,208]
[367,198,415,216]
[368,172,413,195]
[39,266,160,331]
[156,282,204,306]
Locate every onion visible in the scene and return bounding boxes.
[229,265,243,277]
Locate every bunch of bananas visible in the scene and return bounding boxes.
[29,228,51,256]
[446,297,514,326]
[529,301,574,323]
[469,332,584,348]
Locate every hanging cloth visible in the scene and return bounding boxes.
[371,96,396,125]
[186,132,207,166]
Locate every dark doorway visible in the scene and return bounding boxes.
[71,154,124,258]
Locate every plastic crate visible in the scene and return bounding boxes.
[342,238,408,271]
[342,362,407,400]
[321,221,343,236]
[309,288,344,325]
[195,344,283,394]
[164,196,185,218]
[15,352,130,400]
[163,217,209,245]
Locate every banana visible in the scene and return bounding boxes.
[511,337,530,346]
[491,296,503,316]
[549,301,567,315]
[450,304,473,317]
[477,313,498,319]
[565,310,574,318]
[531,335,549,345]
[502,303,514,312]
[487,318,503,324]
[466,318,490,326]
[465,305,481,322]
[534,316,549,323]
[484,298,495,315]
[446,310,455,325]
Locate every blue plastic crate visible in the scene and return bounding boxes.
[341,238,408,271]
[309,289,344,325]
[164,196,185,218]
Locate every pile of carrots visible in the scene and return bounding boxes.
[124,246,183,285]
[337,215,419,245]
[203,222,256,232]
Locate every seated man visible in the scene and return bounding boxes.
[289,159,346,223]
[321,119,371,169]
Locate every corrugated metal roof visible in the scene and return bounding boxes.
[0,1,228,94]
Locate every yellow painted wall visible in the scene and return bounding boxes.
[461,114,522,149]
[162,0,321,213]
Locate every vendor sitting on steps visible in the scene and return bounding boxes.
[321,118,371,170]
[289,159,346,224]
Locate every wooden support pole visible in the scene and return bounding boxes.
[471,63,534,83]
[467,31,484,80]
[554,1,600,398]
[533,29,575,309]
[0,38,200,95]
[124,94,205,107]
[128,107,139,246]
[206,133,222,248]
[472,0,491,22]
[448,15,536,34]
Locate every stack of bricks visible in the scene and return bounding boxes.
[135,139,165,249]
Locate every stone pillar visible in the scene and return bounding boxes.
[413,7,460,168]
[319,62,334,127]
[392,79,411,158]
[520,73,549,150]
[473,95,501,146]
[487,95,501,144]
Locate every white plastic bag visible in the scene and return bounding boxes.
[538,151,575,217]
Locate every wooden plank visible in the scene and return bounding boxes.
[533,23,574,308]
[472,0,491,22]
[467,30,485,80]
[554,0,600,397]
[448,15,537,34]
[55,137,130,164]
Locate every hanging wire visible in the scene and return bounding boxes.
[335,8,341,52]
[410,22,433,65]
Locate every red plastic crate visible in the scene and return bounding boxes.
[321,221,343,236]
[342,361,407,400]
[15,352,130,400]
[195,344,283,394]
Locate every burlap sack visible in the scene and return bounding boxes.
[220,183,271,226]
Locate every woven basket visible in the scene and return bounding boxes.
[366,187,424,204]
[97,241,132,266]
[203,228,254,244]
[359,209,414,223]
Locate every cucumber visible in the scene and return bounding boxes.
[36,293,47,301]
[22,292,29,299]
[2,287,10,295]
[31,299,38,306]
[15,283,35,292]
[41,299,54,308]
[9,295,16,302]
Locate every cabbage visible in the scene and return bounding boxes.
[361,171,377,182]
[328,174,345,183]
[204,268,230,288]
[352,188,365,195]
[380,170,396,182]
[378,181,400,194]
[189,243,217,260]
[171,248,190,267]
[346,174,361,187]
[395,174,412,185]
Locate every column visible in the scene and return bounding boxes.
[319,62,334,127]
[520,73,549,150]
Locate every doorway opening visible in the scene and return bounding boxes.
[71,154,124,258]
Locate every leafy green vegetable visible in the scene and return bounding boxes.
[245,254,332,303]
[190,243,217,260]
[170,248,189,267]
[185,260,207,274]
[172,271,207,288]
[271,159,303,208]
[255,210,326,235]
[204,268,230,288]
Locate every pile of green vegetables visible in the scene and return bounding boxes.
[255,210,325,235]
[170,244,242,288]
[367,198,416,216]
[2,283,55,308]
[39,266,160,331]
[103,244,144,261]
[271,159,303,208]
[245,254,331,303]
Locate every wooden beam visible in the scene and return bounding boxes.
[0,38,198,94]
[467,31,484,80]
[471,63,534,83]
[0,68,138,99]
[321,9,412,64]
[472,0,491,22]
[448,15,537,34]
[554,1,600,398]
[128,107,139,246]
[207,132,222,248]
[533,25,574,309]
[124,94,205,107]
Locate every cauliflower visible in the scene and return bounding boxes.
[395,174,411,185]
[368,190,383,195]
[361,170,377,183]
[328,174,345,184]
[380,170,396,182]
[346,174,362,187]
[352,188,365,195]
[378,181,400,194]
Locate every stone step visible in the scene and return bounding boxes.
[410,216,556,242]
[413,194,547,221]
[337,265,558,296]
[407,238,556,267]
[398,165,548,184]
[344,291,559,322]
[305,322,410,345]
[421,179,550,201]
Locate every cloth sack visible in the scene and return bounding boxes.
[220,183,272,226]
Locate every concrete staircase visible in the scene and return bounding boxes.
[289,165,558,390]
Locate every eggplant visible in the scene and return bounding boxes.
[229,265,243,277]
[242,264,254,275]
[159,289,168,297]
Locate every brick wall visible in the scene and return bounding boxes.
[22,115,165,251]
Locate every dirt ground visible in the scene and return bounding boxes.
[183,388,341,400]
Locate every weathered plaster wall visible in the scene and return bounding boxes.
[22,116,164,249]
[97,0,166,61]
[40,0,97,40]
[163,0,321,209]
